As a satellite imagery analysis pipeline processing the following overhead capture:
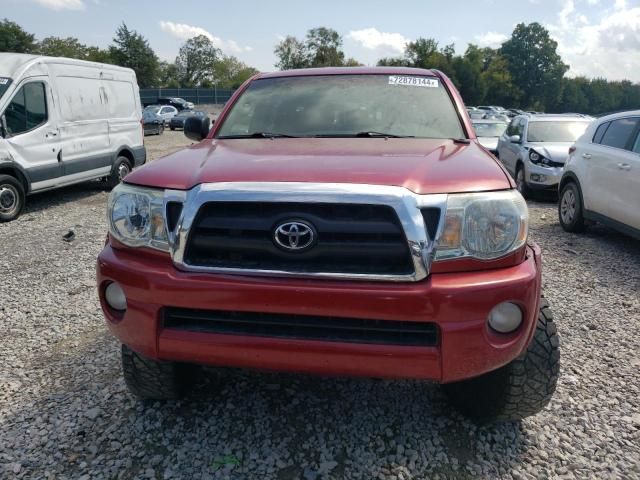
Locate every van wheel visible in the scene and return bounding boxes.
[443,298,560,423]
[105,157,132,189]
[0,175,25,222]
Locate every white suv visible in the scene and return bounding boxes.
[558,110,640,239]
[496,114,592,197]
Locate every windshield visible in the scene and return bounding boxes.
[527,121,590,142]
[216,74,464,139]
[473,122,508,137]
[144,106,160,113]
[0,77,12,100]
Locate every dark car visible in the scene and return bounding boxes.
[169,110,208,130]
[142,111,164,136]
[157,97,194,111]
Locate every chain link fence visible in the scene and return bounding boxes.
[140,88,236,106]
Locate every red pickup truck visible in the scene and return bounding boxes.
[97,67,560,423]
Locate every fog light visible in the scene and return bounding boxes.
[530,174,547,182]
[488,302,522,333]
[105,282,127,311]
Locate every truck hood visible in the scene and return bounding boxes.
[527,143,572,164]
[125,138,513,194]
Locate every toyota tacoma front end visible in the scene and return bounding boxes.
[97,67,559,422]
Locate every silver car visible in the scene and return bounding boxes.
[496,114,593,197]
[472,119,508,154]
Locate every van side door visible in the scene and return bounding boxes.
[52,72,111,180]
[1,78,62,191]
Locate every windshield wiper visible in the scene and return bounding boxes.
[354,131,414,138]
[218,132,302,139]
[311,131,414,138]
[451,138,471,144]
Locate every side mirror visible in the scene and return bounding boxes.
[509,134,521,143]
[184,116,211,142]
[0,114,6,138]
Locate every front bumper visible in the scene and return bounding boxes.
[97,243,542,383]
[525,162,562,189]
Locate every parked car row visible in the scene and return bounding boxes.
[141,104,208,135]
[470,109,640,240]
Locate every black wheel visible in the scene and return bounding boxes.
[558,181,585,232]
[121,344,196,400]
[515,164,531,198]
[443,298,560,423]
[105,156,132,189]
[170,126,175,131]
[0,174,25,222]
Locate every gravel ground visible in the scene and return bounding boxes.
[1,132,639,479]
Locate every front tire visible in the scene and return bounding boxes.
[559,181,585,232]
[515,164,531,199]
[0,174,25,222]
[121,344,195,400]
[443,298,560,423]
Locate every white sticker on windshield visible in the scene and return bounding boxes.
[388,76,439,88]
[0,78,8,85]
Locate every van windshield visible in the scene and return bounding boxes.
[216,74,465,139]
[0,77,12,100]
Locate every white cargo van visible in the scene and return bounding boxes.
[0,53,145,221]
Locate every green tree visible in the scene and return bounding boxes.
[38,36,88,59]
[482,54,521,107]
[109,23,159,88]
[214,55,258,88]
[0,18,36,53]
[452,44,487,105]
[274,28,354,69]
[377,56,409,67]
[84,46,112,64]
[175,35,221,87]
[500,22,568,108]
[158,61,180,88]
[305,27,344,67]
[343,57,363,67]
[274,35,308,70]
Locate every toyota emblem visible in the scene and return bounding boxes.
[273,220,317,252]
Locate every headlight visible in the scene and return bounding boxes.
[435,190,528,260]
[529,149,550,166]
[108,183,169,251]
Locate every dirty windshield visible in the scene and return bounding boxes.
[216,74,465,139]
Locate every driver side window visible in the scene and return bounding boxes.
[5,82,48,136]
[506,118,519,136]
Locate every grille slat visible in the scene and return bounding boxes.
[164,308,439,346]
[184,202,415,275]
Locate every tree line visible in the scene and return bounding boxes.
[2,17,639,115]
[275,23,640,115]
[0,19,257,89]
